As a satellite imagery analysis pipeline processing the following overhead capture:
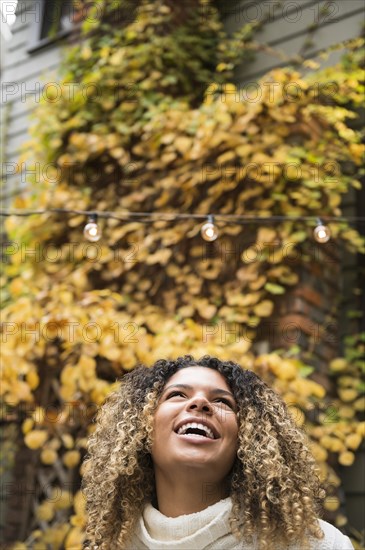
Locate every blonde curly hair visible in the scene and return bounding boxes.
[82,355,325,549]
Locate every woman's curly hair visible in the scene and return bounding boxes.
[82,355,325,549]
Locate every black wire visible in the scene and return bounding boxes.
[0,208,364,224]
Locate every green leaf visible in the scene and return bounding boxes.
[299,365,314,378]
[347,310,363,319]
[264,283,286,295]
[290,231,307,242]
[286,345,301,357]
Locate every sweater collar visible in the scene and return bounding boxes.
[135,497,233,548]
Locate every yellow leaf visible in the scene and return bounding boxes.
[216,151,235,164]
[177,305,195,318]
[53,489,73,509]
[241,246,262,264]
[73,490,86,517]
[249,275,266,290]
[48,438,61,450]
[62,434,74,449]
[32,406,45,423]
[335,515,348,528]
[338,388,358,402]
[65,527,84,549]
[63,450,81,469]
[236,144,253,158]
[324,496,340,511]
[328,193,341,208]
[338,451,355,466]
[338,406,355,420]
[227,292,261,307]
[303,59,320,69]
[160,134,176,145]
[59,290,73,305]
[121,101,137,112]
[35,502,55,522]
[26,370,40,390]
[22,418,34,434]
[256,227,277,244]
[174,136,192,155]
[330,359,348,374]
[161,153,176,168]
[166,264,180,277]
[70,514,86,527]
[25,430,48,450]
[253,300,274,317]
[307,380,325,399]
[13,381,33,402]
[145,249,172,265]
[356,422,365,437]
[345,433,362,451]
[78,355,96,376]
[109,49,124,66]
[354,396,365,412]
[99,340,122,361]
[216,62,227,72]
[271,359,297,381]
[41,448,58,465]
[155,190,171,207]
[80,46,92,60]
[196,303,217,320]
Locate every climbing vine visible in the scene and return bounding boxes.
[1,1,364,547]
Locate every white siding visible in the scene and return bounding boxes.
[1,0,63,207]
[224,0,364,81]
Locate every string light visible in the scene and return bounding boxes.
[0,208,363,245]
[313,218,331,243]
[83,214,102,242]
[200,215,218,242]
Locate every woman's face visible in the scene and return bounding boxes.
[151,367,239,484]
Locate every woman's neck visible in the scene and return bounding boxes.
[154,469,229,517]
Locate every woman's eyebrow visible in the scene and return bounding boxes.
[162,383,191,394]
[211,388,235,398]
[162,384,235,398]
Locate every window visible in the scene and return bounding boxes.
[39,0,75,41]
[27,0,82,53]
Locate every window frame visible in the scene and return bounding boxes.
[27,0,79,54]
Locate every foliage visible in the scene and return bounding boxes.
[1,0,364,547]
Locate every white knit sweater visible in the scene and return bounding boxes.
[128,497,354,550]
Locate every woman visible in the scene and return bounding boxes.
[82,355,354,549]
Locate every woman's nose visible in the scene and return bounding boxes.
[187,396,213,414]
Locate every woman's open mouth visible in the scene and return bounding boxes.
[175,422,218,442]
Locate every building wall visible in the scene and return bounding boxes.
[225,0,364,80]
[1,0,63,208]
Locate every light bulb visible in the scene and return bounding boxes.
[201,216,218,242]
[313,221,330,243]
[84,215,101,242]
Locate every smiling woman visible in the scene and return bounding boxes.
[82,355,353,550]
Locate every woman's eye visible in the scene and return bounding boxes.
[215,398,234,409]
[166,391,185,399]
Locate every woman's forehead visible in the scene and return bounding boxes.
[164,366,231,391]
